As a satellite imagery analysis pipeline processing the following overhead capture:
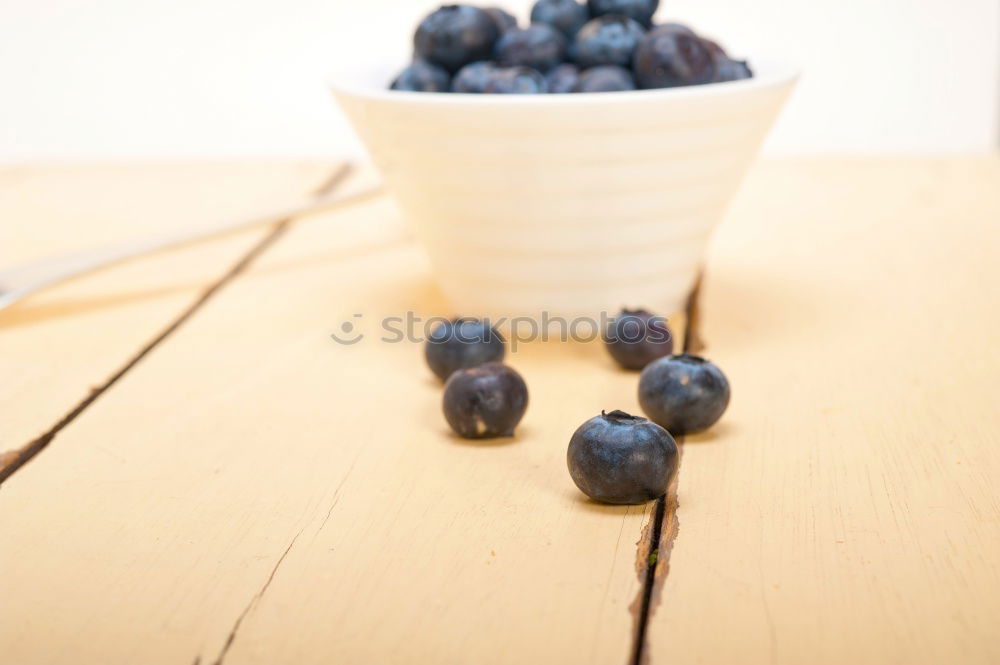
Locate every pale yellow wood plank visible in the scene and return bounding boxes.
[0,162,332,266]
[0,162,336,453]
[648,157,1000,664]
[5,158,994,665]
[0,192,682,664]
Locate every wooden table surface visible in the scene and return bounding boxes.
[1,158,998,665]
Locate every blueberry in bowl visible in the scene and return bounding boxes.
[638,354,731,435]
[414,5,500,73]
[573,15,646,69]
[484,66,548,93]
[443,362,529,438]
[633,24,717,88]
[567,410,677,504]
[425,317,506,380]
[495,24,567,73]
[573,65,636,92]
[451,61,499,92]
[387,5,760,95]
[530,0,589,40]
[390,60,452,92]
[545,63,581,93]
[587,0,659,27]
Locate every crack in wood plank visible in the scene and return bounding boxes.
[208,528,304,665]
[0,165,352,487]
[0,222,290,485]
[629,272,704,665]
[313,448,363,542]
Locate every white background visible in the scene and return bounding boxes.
[1,0,997,161]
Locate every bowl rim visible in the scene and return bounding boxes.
[330,56,799,106]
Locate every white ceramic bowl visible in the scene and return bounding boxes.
[332,60,797,319]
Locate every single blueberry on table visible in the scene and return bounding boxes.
[567,410,677,504]
[390,60,452,92]
[545,63,581,93]
[603,308,673,369]
[530,0,590,40]
[573,15,645,69]
[573,65,636,91]
[495,24,567,73]
[713,57,753,82]
[452,61,499,92]
[633,25,716,88]
[587,0,660,27]
[639,354,731,435]
[484,66,548,93]
[484,7,518,33]
[425,318,506,381]
[414,5,500,73]
[443,362,529,439]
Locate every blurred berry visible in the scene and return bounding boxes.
[574,15,645,68]
[414,5,500,73]
[390,60,452,91]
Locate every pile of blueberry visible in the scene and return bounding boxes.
[391,1,751,94]
[425,308,730,505]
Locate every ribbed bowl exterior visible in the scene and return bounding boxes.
[334,62,796,319]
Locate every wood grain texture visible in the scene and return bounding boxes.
[0,163,335,453]
[1,158,997,665]
[0,191,677,665]
[647,157,1000,665]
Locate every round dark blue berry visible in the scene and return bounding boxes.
[414,5,500,73]
[484,66,548,93]
[587,0,659,27]
[495,24,567,73]
[530,0,589,40]
[639,355,731,435]
[425,318,506,381]
[604,308,673,369]
[633,25,716,88]
[573,65,636,91]
[443,362,529,439]
[567,410,677,504]
[484,7,518,33]
[713,57,753,82]
[573,15,645,69]
[452,61,499,93]
[545,63,581,93]
[390,60,452,92]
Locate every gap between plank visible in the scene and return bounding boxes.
[0,164,352,487]
[629,272,703,665]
